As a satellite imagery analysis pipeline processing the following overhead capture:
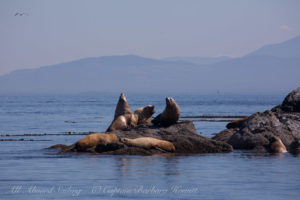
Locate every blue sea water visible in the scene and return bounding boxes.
[0,93,299,200]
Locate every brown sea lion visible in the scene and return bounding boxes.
[114,93,131,120]
[226,117,249,129]
[134,105,155,124]
[121,137,176,152]
[268,136,287,153]
[106,113,138,132]
[75,133,118,151]
[152,97,180,126]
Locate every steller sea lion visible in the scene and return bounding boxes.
[106,113,138,132]
[226,117,249,129]
[152,97,180,127]
[106,93,137,132]
[134,105,155,124]
[268,136,287,153]
[75,133,118,151]
[114,93,131,120]
[120,137,176,152]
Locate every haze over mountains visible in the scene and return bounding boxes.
[163,56,231,65]
[1,35,300,94]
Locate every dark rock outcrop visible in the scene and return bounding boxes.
[280,87,300,112]
[50,121,233,155]
[213,87,300,153]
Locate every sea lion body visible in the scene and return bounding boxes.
[114,93,131,120]
[226,117,249,129]
[152,97,180,126]
[75,133,118,151]
[121,137,175,152]
[107,113,138,132]
[268,136,287,153]
[134,105,155,124]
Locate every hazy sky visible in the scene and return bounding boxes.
[0,0,300,75]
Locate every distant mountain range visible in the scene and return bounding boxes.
[163,56,232,65]
[246,35,300,58]
[0,35,300,94]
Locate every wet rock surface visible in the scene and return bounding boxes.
[49,121,233,155]
[213,87,300,153]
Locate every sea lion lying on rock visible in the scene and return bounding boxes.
[106,113,138,132]
[120,137,176,152]
[134,105,155,124]
[48,133,119,153]
[267,136,288,153]
[226,117,249,129]
[75,133,118,152]
[114,93,131,120]
[152,97,180,127]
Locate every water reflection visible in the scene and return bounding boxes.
[234,150,292,159]
[114,155,181,178]
[162,155,180,177]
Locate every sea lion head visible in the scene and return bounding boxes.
[165,97,180,113]
[120,138,130,145]
[134,105,155,124]
[166,97,176,107]
[120,93,126,101]
[143,105,155,116]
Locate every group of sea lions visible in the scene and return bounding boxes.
[51,93,298,155]
[107,94,180,131]
[70,93,180,153]
[106,93,156,132]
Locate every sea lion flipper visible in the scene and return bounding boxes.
[153,146,168,153]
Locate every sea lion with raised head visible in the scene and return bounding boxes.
[152,97,180,127]
[106,93,137,132]
[106,113,138,132]
[75,133,118,151]
[114,93,131,120]
[121,137,176,152]
[268,136,288,153]
[134,105,155,124]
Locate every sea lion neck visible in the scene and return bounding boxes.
[114,93,131,119]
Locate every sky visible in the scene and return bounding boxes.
[0,0,300,75]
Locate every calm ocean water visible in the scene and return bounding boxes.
[0,93,300,200]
